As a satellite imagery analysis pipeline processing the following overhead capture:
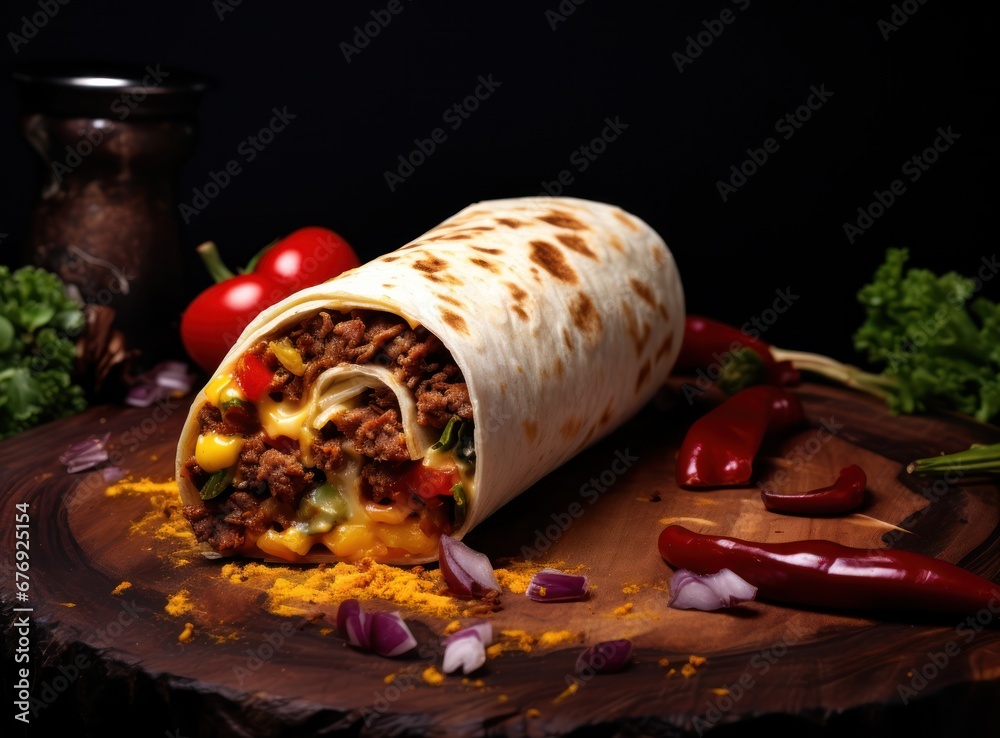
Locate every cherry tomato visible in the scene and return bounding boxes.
[179,227,361,374]
[253,226,362,293]
[180,273,278,374]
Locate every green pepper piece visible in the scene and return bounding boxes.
[452,482,467,528]
[432,416,461,452]
[200,468,234,501]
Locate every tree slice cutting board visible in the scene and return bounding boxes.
[2,380,1000,737]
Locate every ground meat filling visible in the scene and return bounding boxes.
[181,308,471,552]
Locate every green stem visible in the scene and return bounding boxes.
[196,241,235,283]
[906,442,1000,475]
[770,348,899,401]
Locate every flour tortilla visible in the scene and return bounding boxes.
[175,196,685,563]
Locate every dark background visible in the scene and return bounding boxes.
[0,0,996,366]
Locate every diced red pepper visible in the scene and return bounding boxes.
[235,353,274,402]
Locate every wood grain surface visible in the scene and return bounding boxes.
[3,379,1000,738]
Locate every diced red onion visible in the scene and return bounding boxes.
[442,629,487,674]
[368,611,417,657]
[667,568,758,611]
[101,466,127,484]
[443,621,492,647]
[438,534,501,599]
[126,360,196,408]
[575,639,633,675]
[526,568,589,602]
[336,599,370,649]
[59,432,111,473]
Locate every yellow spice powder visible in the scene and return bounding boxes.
[681,663,698,678]
[537,630,578,649]
[613,603,634,617]
[622,583,641,595]
[422,666,445,686]
[165,590,194,617]
[111,581,132,596]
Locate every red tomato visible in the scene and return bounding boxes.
[179,273,278,374]
[400,465,460,501]
[253,226,362,292]
[179,227,361,374]
[234,352,275,402]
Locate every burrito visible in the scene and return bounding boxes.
[175,196,685,564]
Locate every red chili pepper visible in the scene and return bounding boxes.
[676,384,805,488]
[180,227,361,374]
[760,464,867,515]
[676,314,800,388]
[658,525,1000,616]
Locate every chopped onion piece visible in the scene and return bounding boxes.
[443,621,493,647]
[667,568,758,611]
[59,432,111,473]
[438,534,501,599]
[336,599,370,649]
[101,466,127,484]
[442,629,487,674]
[575,639,633,675]
[126,360,196,407]
[526,568,589,602]
[368,611,418,658]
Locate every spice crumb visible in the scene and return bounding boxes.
[178,622,194,643]
[622,583,641,595]
[111,581,132,596]
[498,694,509,704]
[681,663,697,678]
[689,655,707,667]
[486,643,504,659]
[537,630,578,648]
[165,590,194,617]
[384,673,396,685]
[666,668,677,678]
[710,688,729,696]
[613,603,634,617]
[59,602,76,608]
[422,666,445,686]
[657,657,671,668]
[525,708,541,719]
[553,681,579,703]
[444,620,463,635]
[462,678,486,689]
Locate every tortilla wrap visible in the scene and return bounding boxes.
[175,196,685,564]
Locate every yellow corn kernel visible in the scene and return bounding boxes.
[195,432,245,472]
[323,524,379,558]
[270,337,305,376]
[373,520,437,555]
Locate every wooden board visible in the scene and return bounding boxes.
[3,379,1000,737]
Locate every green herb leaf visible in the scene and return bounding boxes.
[199,468,234,501]
[451,482,467,528]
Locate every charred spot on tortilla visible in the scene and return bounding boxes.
[622,301,650,355]
[472,246,503,254]
[635,359,652,392]
[439,294,462,307]
[613,210,639,231]
[552,357,564,378]
[505,282,528,302]
[562,328,573,350]
[382,255,400,262]
[598,401,614,427]
[629,278,657,307]
[538,211,588,231]
[655,332,674,360]
[414,256,449,273]
[523,420,538,442]
[529,240,577,283]
[440,309,469,335]
[650,244,667,265]
[495,218,524,228]
[435,233,471,241]
[560,416,584,438]
[555,233,597,260]
[512,305,529,322]
[609,235,624,252]
[569,291,602,337]
[469,258,498,272]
